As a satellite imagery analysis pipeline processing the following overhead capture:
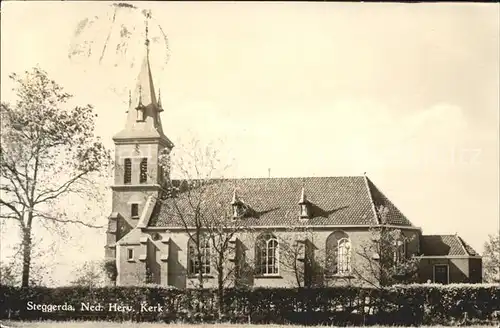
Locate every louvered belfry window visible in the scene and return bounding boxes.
[140,158,147,183]
[124,158,132,184]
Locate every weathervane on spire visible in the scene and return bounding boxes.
[143,9,152,56]
[126,90,131,113]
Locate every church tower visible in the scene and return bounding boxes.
[105,24,174,264]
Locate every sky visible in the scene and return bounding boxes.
[0,1,499,286]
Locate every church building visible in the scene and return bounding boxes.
[104,37,482,289]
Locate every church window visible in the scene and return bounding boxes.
[139,158,148,183]
[124,158,132,184]
[188,235,211,275]
[337,238,351,275]
[393,237,406,264]
[131,204,139,218]
[325,231,351,276]
[255,233,279,275]
[127,248,134,261]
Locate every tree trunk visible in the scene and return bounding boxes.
[21,226,32,287]
[197,270,203,289]
[217,258,224,318]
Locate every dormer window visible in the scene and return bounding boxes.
[298,187,311,219]
[231,189,246,218]
[233,203,246,218]
[300,203,309,218]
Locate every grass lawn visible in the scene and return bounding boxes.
[1,322,498,328]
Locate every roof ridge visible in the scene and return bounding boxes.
[363,175,380,224]
[423,234,456,237]
[171,176,366,181]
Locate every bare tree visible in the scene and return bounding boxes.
[205,212,251,314]
[0,233,58,286]
[352,208,421,287]
[157,138,250,313]
[0,67,111,287]
[273,227,324,288]
[482,233,500,283]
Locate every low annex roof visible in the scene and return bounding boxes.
[420,234,479,256]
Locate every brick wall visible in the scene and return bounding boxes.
[117,243,147,286]
[116,226,421,288]
[418,258,471,283]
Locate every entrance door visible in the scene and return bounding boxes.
[433,264,449,284]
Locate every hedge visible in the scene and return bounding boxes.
[1,284,499,325]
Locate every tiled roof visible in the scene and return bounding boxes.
[365,178,413,226]
[148,176,414,228]
[420,235,479,256]
[116,228,142,246]
[457,236,480,256]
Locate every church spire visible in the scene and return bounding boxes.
[131,14,157,111]
[158,88,164,112]
[113,10,172,149]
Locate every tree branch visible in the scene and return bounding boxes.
[34,211,103,228]
[0,198,23,221]
[34,171,88,204]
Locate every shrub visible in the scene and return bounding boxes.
[0,284,498,325]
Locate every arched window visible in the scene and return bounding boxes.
[188,235,211,275]
[255,233,279,275]
[393,237,406,264]
[337,238,351,275]
[326,231,351,276]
